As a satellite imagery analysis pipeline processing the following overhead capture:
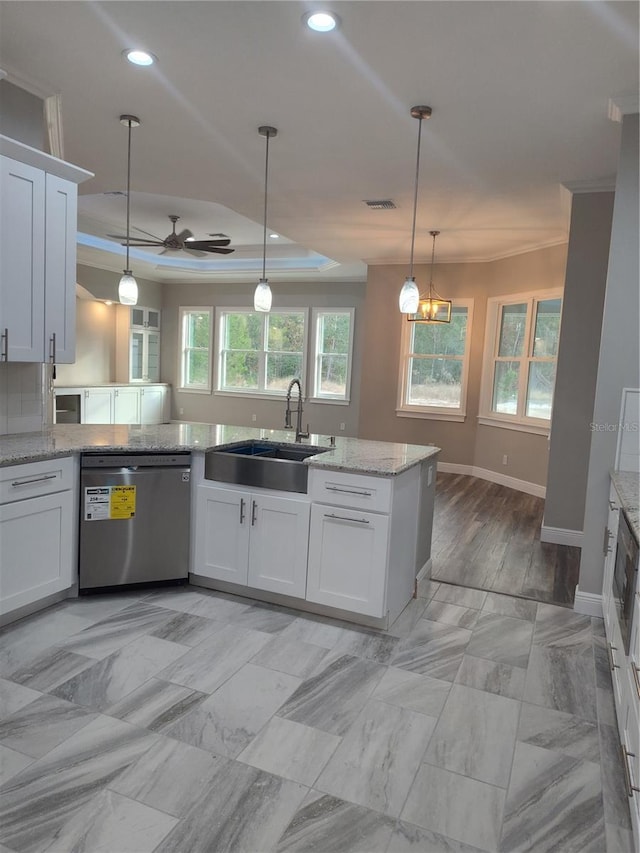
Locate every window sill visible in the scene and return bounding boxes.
[477,416,550,436]
[396,409,466,423]
[177,387,212,395]
[308,397,350,406]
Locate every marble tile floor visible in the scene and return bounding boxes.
[0,581,634,853]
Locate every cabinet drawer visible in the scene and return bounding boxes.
[0,456,74,504]
[309,469,392,513]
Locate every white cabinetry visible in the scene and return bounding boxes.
[113,386,140,424]
[0,137,92,363]
[601,478,640,849]
[0,457,76,618]
[139,385,165,424]
[83,387,114,424]
[130,307,160,383]
[194,482,310,599]
[307,468,417,620]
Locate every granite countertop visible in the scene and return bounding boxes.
[0,424,440,477]
[611,470,640,543]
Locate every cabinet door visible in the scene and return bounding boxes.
[248,494,310,599]
[307,504,389,617]
[193,485,249,584]
[0,156,46,361]
[113,387,140,424]
[83,388,114,424]
[145,330,161,382]
[140,385,165,424]
[44,174,77,364]
[130,330,145,381]
[0,490,74,615]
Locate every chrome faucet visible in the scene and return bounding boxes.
[285,378,309,442]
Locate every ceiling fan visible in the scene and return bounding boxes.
[108,214,235,256]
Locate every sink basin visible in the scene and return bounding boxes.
[204,441,330,493]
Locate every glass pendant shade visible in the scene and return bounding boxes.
[254,277,272,312]
[118,271,138,305]
[399,277,420,313]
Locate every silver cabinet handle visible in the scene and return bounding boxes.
[620,743,640,796]
[607,642,620,671]
[324,512,370,524]
[325,486,373,497]
[1,327,8,360]
[11,473,58,487]
[603,525,613,555]
[609,500,619,512]
[239,498,245,524]
[251,500,257,526]
[49,332,56,363]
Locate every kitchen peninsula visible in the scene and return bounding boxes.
[0,424,440,630]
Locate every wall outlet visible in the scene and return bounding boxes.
[252,414,257,422]
[502,454,508,466]
[339,422,346,431]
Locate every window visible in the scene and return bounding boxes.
[481,291,562,429]
[217,309,306,395]
[397,301,473,420]
[311,309,354,401]
[179,308,213,392]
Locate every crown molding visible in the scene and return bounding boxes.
[562,178,616,194]
[608,93,640,123]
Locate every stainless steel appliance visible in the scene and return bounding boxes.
[79,453,191,591]
[613,508,639,654]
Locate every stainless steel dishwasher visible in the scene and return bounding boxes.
[79,453,191,591]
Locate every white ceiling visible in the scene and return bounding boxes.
[1,1,638,284]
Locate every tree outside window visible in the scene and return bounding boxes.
[179,308,212,391]
[398,302,473,418]
[313,310,353,400]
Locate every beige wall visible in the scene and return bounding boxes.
[76,265,163,309]
[0,80,43,149]
[358,244,568,486]
[160,280,366,435]
[55,299,116,386]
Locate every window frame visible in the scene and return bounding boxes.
[215,307,309,398]
[396,298,474,422]
[309,307,355,404]
[177,307,213,393]
[479,288,563,434]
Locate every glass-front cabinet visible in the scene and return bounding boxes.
[129,307,160,382]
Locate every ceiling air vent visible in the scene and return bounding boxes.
[363,199,396,210]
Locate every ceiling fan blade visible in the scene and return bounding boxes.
[183,248,209,258]
[177,229,193,243]
[208,233,230,239]
[187,239,231,249]
[131,225,165,241]
[117,240,166,247]
[201,246,235,255]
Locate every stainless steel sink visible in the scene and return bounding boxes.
[204,441,330,493]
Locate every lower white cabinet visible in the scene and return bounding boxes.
[194,483,310,599]
[83,387,114,424]
[113,386,140,424]
[0,457,75,617]
[306,504,389,617]
[56,385,169,425]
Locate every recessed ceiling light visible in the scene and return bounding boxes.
[270,233,279,239]
[123,49,156,67]
[303,11,340,32]
[185,236,195,242]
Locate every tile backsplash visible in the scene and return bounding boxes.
[0,363,53,435]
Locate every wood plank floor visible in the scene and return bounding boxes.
[430,473,580,607]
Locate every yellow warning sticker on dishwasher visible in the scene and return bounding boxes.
[84,486,136,520]
[110,485,136,519]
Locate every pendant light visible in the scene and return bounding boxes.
[406,230,452,323]
[118,114,140,306]
[254,125,277,313]
[399,104,448,323]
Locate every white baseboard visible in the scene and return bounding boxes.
[437,462,546,498]
[540,524,583,548]
[416,558,432,582]
[573,586,603,617]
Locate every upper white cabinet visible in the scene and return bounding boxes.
[0,137,92,364]
[130,307,160,382]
